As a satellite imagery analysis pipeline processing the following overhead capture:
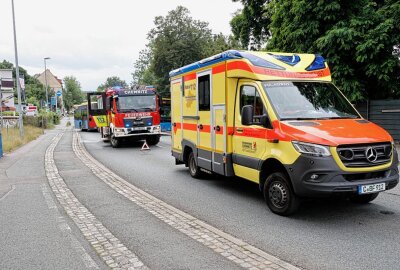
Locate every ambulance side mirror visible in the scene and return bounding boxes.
[241,105,254,125]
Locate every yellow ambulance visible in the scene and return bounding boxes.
[169,50,399,215]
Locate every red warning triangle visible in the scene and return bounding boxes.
[141,140,150,151]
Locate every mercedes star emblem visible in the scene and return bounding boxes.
[365,147,378,162]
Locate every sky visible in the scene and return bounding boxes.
[0,0,242,91]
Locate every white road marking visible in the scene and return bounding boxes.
[0,185,16,202]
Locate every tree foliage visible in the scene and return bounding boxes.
[97,76,128,92]
[0,60,44,106]
[132,6,238,97]
[230,0,400,101]
[63,76,84,112]
[230,0,271,49]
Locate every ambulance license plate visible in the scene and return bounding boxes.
[358,183,385,194]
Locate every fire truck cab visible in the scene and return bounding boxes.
[88,86,162,148]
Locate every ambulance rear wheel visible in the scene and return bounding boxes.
[263,172,300,216]
[110,134,120,148]
[188,152,202,178]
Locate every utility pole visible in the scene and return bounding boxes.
[11,0,24,137]
[44,57,50,111]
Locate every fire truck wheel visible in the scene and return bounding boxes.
[263,172,300,216]
[110,134,120,148]
[188,152,202,178]
[350,193,379,204]
[147,135,160,145]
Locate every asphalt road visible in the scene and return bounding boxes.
[79,131,400,270]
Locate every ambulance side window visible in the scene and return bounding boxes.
[198,75,210,111]
[240,85,265,124]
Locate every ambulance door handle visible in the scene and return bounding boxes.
[236,128,243,133]
[173,122,177,127]
[198,124,203,130]
[214,125,221,132]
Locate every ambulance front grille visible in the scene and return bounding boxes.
[336,142,392,168]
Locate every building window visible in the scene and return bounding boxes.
[198,74,210,111]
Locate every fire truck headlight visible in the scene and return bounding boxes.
[114,128,125,135]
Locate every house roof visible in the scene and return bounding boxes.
[35,69,62,89]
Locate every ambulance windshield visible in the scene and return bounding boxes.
[118,95,156,112]
[262,81,360,120]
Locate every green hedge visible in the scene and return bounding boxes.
[1,111,19,116]
[23,112,60,128]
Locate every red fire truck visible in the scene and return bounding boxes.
[87,86,162,148]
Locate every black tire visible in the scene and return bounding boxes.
[147,135,160,145]
[110,133,120,148]
[263,172,300,216]
[188,152,202,178]
[350,193,379,204]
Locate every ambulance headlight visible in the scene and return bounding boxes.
[292,141,331,157]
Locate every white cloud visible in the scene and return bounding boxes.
[0,0,242,91]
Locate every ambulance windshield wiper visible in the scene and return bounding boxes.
[281,117,318,121]
[281,116,360,121]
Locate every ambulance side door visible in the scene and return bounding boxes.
[232,82,269,183]
[171,78,183,153]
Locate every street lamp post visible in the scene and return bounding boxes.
[11,0,24,137]
[44,57,50,111]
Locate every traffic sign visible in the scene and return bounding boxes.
[56,90,62,97]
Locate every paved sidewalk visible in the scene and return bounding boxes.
[0,118,105,270]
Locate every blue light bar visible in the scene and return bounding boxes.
[270,54,301,66]
[306,55,326,71]
[240,52,285,70]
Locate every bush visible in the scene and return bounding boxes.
[1,111,19,116]
[23,112,61,129]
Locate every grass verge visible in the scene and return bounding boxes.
[1,125,44,153]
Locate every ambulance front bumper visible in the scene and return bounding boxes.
[113,125,161,137]
[285,149,399,198]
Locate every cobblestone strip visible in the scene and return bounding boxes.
[45,132,148,270]
[73,132,301,270]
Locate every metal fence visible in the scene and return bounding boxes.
[355,100,400,142]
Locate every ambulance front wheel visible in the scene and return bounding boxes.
[188,152,202,178]
[263,172,300,216]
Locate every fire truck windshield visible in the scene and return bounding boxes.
[118,95,157,112]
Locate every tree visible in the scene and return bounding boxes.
[230,0,400,101]
[132,48,155,86]
[0,59,44,106]
[230,0,271,49]
[132,6,235,97]
[63,76,84,112]
[97,76,128,92]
